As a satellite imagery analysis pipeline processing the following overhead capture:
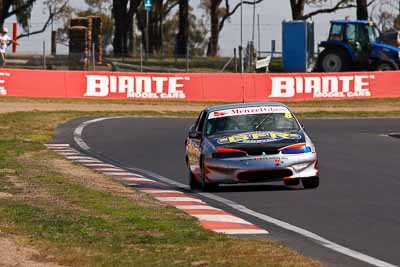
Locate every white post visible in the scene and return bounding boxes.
[92,43,96,71]
[43,41,46,69]
[140,43,143,72]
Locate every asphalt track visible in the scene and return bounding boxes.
[54,117,400,267]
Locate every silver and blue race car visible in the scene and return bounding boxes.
[185,102,319,191]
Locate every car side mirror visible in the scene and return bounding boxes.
[301,124,306,130]
[189,131,201,139]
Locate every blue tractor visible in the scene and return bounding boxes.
[317,20,400,72]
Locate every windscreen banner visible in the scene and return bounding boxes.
[0,68,399,101]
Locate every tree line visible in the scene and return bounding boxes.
[0,0,397,57]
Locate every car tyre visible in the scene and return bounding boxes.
[376,61,399,71]
[189,171,201,190]
[302,176,319,189]
[284,179,300,186]
[317,49,349,72]
[200,163,218,192]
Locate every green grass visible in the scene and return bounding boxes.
[0,110,322,266]
[1,95,400,109]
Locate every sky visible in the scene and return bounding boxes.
[4,0,360,56]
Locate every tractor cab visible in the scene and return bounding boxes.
[317,20,400,72]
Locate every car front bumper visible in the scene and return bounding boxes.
[203,152,318,184]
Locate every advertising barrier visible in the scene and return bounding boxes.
[0,68,399,102]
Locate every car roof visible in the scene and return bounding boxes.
[331,20,371,25]
[205,102,289,113]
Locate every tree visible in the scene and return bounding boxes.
[289,0,377,21]
[0,0,37,29]
[356,0,368,20]
[17,0,70,40]
[112,0,141,56]
[162,6,208,56]
[370,0,398,32]
[176,0,188,56]
[290,0,355,20]
[202,0,264,56]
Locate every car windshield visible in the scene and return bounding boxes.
[205,106,301,136]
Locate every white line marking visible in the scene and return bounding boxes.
[73,117,124,151]
[66,156,96,160]
[175,205,221,210]
[193,214,252,225]
[93,168,125,172]
[82,163,116,167]
[124,183,138,186]
[155,197,204,203]
[74,159,102,163]
[52,149,78,152]
[45,144,70,147]
[73,116,398,267]
[141,190,183,194]
[101,172,136,176]
[118,174,145,178]
[120,177,155,182]
[214,229,269,235]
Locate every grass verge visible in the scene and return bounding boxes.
[1,96,400,118]
[1,95,400,109]
[0,110,322,266]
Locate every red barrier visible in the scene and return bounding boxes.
[0,68,399,101]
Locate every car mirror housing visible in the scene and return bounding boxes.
[189,131,202,139]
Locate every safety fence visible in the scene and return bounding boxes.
[0,68,399,102]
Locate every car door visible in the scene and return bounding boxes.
[187,111,206,177]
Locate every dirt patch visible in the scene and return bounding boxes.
[1,100,400,114]
[17,150,161,209]
[0,102,204,114]
[0,192,13,199]
[0,236,62,267]
[48,156,162,207]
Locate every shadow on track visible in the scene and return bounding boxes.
[193,184,302,193]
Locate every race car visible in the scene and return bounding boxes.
[185,102,319,191]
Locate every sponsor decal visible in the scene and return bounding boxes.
[269,75,373,98]
[0,72,11,96]
[85,75,190,99]
[242,155,288,163]
[209,106,289,119]
[217,131,302,144]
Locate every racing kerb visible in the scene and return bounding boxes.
[45,143,269,235]
[1,68,400,101]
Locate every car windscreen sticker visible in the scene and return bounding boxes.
[217,131,302,144]
[208,106,290,119]
[284,112,293,119]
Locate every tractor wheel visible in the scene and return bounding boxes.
[317,49,349,72]
[376,61,399,71]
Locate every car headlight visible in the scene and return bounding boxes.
[279,143,312,154]
[292,162,312,172]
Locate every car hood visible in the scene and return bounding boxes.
[208,130,305,155]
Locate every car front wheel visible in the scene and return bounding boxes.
[189,171,200,190]
[200,162,218,192]
[284,179,300,186]
[302,176,319,189]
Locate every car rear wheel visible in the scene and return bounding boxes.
[376,61,399,71]
[302,176,319,189]
[284,179,300,186]
[318,49,349,72]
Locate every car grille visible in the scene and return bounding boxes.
[237,169,293,182]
